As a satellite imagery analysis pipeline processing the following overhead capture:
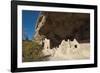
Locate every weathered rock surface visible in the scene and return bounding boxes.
[33,12,90,48]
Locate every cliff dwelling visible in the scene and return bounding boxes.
[32,11,90,60]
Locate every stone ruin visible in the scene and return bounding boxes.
[42,38,87,60]
[42,38,55,56]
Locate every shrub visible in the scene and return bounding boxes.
[22,40,44,62]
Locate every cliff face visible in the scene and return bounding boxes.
[33,12,90,48]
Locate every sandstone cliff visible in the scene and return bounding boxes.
[33,11,90,48]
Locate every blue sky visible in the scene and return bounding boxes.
[22,10,40,40]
